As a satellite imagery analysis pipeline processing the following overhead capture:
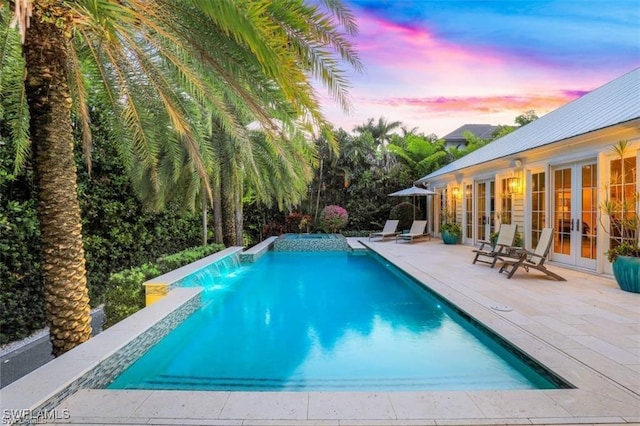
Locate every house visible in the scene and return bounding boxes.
[441,124,499,150]
[417,68,640,275]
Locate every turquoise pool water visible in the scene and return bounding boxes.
[109,251,565,391]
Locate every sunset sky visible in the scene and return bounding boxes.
[319,0,640,137]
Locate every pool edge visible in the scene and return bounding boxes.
[0,287,202,424]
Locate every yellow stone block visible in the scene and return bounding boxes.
[145,283,168,306]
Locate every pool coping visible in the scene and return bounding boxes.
[145,246,244,291]
[0,287,202,424]
[1,239,639,425]
[238,236,277,262]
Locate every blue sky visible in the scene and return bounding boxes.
[319,0,640,136]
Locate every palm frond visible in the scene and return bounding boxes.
[0,10,30,173]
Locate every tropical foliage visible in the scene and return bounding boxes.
[1,0,531,347]
[0,139,44,345]
[389,202,419,231]
[1,0,360,355]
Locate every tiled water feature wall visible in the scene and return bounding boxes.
[273,233,350,251]
[175,254,241,289]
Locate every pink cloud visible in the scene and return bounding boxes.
[366,92,582,115]
[319,9,624,136]
[355,13,509,78]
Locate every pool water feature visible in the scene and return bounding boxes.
[109,251,567,391]
[273,233,350,251]
[177,254,241,289]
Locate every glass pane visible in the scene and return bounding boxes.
[609,155,637,247]
[465,184,473,238]
[553,168,571,256]
[563,168,571,189]
[477,183,486,241]
[580,163,597,260]
[531,172,545,249]
[489,181,496,233]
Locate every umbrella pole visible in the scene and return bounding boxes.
[413,195,416,220]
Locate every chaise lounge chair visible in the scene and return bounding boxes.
[369,220,400,241]
[497,227,566,281]
[396,220,429,243]
[472,224,517,268]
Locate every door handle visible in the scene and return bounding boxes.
[571,218,574,231]
[576,218,580,234]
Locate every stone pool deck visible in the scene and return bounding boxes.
[2,238,639,425]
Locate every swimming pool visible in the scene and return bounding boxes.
[109,251,567,391]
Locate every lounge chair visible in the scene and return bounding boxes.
[396,220,429,243]
[369,220,400,241]
[472,224,517,268]
[497,227,566,281]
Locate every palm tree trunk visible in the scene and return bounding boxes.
[201,183,208,246]
[221,162,236,246]
[234,178,243,246]
[23,15,91,356]
[314,159,324,222]
[212,174,224,244]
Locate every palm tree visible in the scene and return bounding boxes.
[353,117,402,146]
[2,0,360,355]
[353,117,402,172]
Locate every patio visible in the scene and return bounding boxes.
[4,238,640,425]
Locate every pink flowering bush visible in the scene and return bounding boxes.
[319,205,349,233]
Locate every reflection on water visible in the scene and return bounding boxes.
[109,252,559,391]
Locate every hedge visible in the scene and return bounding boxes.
[103,243,224,328]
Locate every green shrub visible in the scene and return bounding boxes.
[319,205,349,233]
[156,243,224,272]
[103,244,225,328]
[103,268,150,328]
[390,202,421,231]
[0,144,45,345]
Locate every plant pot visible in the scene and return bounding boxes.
[441,229,459,245]
[612,256,640,293]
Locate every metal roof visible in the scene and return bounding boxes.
[417,68,640,184]
[442,124,499,141]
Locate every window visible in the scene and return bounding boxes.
[609,155,637,248]
[489,181,496,235]
[531,172,545,248]
[465,184,473,239]
[439,188,448,227]
[500,178,513,225]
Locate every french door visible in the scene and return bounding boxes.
[476,180,495,242]
[551,161,597,269]
[464,183,474,244]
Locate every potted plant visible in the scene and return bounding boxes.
[441,222,462,244]
[600,140,640,293]
[440,208,461,244]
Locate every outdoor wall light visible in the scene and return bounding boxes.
[506,177,521,195]
[451,186,461,199]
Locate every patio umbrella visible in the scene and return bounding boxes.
[388,186,437,219]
